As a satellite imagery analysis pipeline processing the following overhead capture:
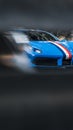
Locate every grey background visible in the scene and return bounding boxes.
[0,0,73,30]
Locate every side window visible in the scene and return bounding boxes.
[0,36,13,55]
[41,33,56,41]
[29,33,39,41]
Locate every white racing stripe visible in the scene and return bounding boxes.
[48,41,72,59]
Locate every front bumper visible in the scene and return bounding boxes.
[30,57,73,68]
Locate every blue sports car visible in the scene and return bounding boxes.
[4,29,73,68]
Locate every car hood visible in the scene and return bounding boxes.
[29,41,71,58]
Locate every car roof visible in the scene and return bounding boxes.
[10,28,52,34]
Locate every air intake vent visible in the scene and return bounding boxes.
[62,59,71,65]
[33,58,57,66]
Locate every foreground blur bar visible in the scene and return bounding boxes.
[0,67,73,130]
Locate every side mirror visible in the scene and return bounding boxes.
[60,39,67,42]
[58,36,67,42]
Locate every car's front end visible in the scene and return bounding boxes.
[24,41,73,69]
[9,29,73,69]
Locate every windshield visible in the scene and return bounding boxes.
[11,31,59,42]
[23,31,58,41]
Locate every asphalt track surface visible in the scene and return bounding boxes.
[4,67,73,77]
[0,66,73,129]
[1,65,73,76]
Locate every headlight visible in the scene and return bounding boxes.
[34,48,41,53]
